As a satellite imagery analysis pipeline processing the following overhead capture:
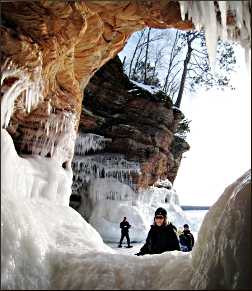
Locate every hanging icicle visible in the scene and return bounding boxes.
[179,1,251,69]
[1,54,44,129]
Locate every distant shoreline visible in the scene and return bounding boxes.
[181,206,210,210]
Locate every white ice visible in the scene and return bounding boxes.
[74,133,110,155]
[74,174,198,243]
[1,128,250,289]
[1,56,43,128]
[1,2,251,288]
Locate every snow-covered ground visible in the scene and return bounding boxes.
[107,242,143,255]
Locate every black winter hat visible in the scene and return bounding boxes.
[155,207,167,218]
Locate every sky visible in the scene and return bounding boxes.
[119,31,251,207]
[174,56,251,206]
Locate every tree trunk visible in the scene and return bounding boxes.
[175,42,193,108]
[122,56,126,69]
[132,44,144,79]
[144,28,151,84]
[128,30,145,79]
[163,30,179,93]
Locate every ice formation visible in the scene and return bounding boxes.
[18,112,77,158]
[136,183,197,233]
[179,1,251,68]
[86,177,201,243]
[1,127,251,289]
[1,56,43,128]
[1,2,251,289]
[74,133,111,155]
[72,153,140,193]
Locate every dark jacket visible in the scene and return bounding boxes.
[120,221,131,234]
[179,230,194,251]
[139,223,180,255]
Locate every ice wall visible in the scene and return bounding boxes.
[191,170,251,289]
[72,153,140,191]
[1,129,114,290]
[87,178,148,242]
[2,128,250,289]
[16,112,77,158]
[136,182,195,232]
[74,133,110,155]
[86,177,203,243]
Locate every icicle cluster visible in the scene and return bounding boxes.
[72,154,140,193]
[89,178,135,204]
[179,1,251,68]
[74,133,111,155]
[1,55,44,128]
[18,112,76,157]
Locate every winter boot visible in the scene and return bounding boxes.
[126,245,133,248]
[118,244,122,248]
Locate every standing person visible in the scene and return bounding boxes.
[135,207,180,255]
[179,224,194,252]
[118,217,132,248]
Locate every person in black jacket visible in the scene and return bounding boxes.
[118,217,132,248]
[135,207,180,255]
[179,224,194,252]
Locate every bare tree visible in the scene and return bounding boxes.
[144,28,151,84]
[128,29,146,79]
[122,28,235,108]
[175,32,198,108]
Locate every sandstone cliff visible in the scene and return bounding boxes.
[76,56,189,189]
[1,1,248,191]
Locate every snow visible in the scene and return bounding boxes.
[130,79,161,94]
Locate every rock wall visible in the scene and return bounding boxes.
[1,0,249,192]
[77,56,189,189]
[1,0,192,190]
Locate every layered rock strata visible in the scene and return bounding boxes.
[1,1,249,189]
[77,56,189,190]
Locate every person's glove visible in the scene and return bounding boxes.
[135,252,144,256]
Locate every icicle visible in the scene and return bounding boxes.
[179,1,251,69]
[74,133,111,155]
[179,1,190,21]
[1,55,44,128]
[72,154,140,194]
[218,1,227,40]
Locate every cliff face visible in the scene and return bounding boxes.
[1,1,248,190]
[76,56,189,189]
[1,0,192,189]
[1,0,191,114]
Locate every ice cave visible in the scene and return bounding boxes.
[1,1,251,290]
